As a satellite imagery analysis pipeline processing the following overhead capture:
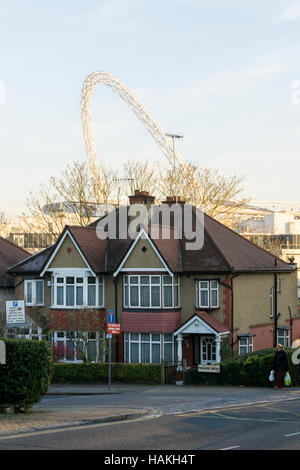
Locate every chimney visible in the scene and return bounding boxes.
[129,190,155,206]
[161,196,186,206]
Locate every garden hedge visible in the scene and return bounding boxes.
[184,348,300,387]
[51,362,162,384]
[0,338,52,409]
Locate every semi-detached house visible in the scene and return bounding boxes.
[8,192,299,381]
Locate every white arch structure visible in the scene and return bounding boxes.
[81,71,186,184]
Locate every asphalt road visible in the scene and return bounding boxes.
[1,399,300,451]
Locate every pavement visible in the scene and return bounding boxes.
[0,383,300,438]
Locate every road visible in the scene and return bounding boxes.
[1,397,300,451]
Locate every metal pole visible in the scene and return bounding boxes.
[274,272,278,348]
[108,336,111,391]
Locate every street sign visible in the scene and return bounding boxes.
[198,364,220,374]
[6,300,25,326]
[0,341,6,365]
[107,310,115,324]
[107,323,121,335]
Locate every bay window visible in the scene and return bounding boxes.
[24,279,44,306]
[52,275,104,308]
[196,280,219,309]
[52,331,106,362]
[124,332,173,364]
[124,275,180,308]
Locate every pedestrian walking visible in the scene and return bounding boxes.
[273,344,289,389]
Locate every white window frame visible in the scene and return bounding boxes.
[277,329,290,348]
[238,337,254,355]
[124,333,174,364]
[201,336,217,364]
[270,286,274,318]
[51,273,104,309]
[24,279,44,306]
[162,275,180,308]
[123,275,180,309]
[196,280,219,309]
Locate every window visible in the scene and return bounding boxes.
[124,275,180,309]
[8,326,48,340]
[196,280,219,309]
[24,280,44,306]
[52,331,106,363]
[52,275,104,308]
[124,333,173,364]
[238,337,254,355]
[201,336,217,363]
[277,329,290,348]
[270,286,274,318]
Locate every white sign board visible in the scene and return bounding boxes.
[198,364,220,374]
[0,341,5,365]
[6,300,25,326]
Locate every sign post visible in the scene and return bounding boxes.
[0,341,6,365]
[107,311,121,391]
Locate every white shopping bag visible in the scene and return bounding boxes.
[269,370,275,382]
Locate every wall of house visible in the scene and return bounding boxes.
[122,238,165,269]
[233,270,299,350]
[179,273,230,326]
[49,235,87,269]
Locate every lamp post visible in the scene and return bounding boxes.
[165,133,184,202]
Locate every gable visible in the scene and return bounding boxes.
[48,235,88,269]
[122,238,165,270]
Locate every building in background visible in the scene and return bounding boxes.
[1,202,117,253]
[236,201,300,299]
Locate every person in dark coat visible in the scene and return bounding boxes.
[273,344,289,389]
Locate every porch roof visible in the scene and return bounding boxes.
[173,312,230,336]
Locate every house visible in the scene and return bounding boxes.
[0,236,29,336]
[8,192,299,383]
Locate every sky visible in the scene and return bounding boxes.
[1,0,300,217]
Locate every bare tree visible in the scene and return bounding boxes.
[158,162,249,226]
[122,159,160,197]
[0,210,10,238]
[23,160,119,244]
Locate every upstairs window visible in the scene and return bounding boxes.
[24,280,44,306]
[124,275,180,309]
[52,275,104,308]
[196,280,219,309]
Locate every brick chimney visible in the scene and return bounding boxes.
[129,190,155,206]
[161,196,186,206]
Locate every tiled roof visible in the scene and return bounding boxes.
[195,311,230,334]
[8,205,296,275]
[7,245,54,275]
[0,237,30,286]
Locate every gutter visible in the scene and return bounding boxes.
[219,273,239,356]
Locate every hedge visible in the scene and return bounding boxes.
[0,338,53,409]
[51,362,162,384]
[184,348,300,387]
